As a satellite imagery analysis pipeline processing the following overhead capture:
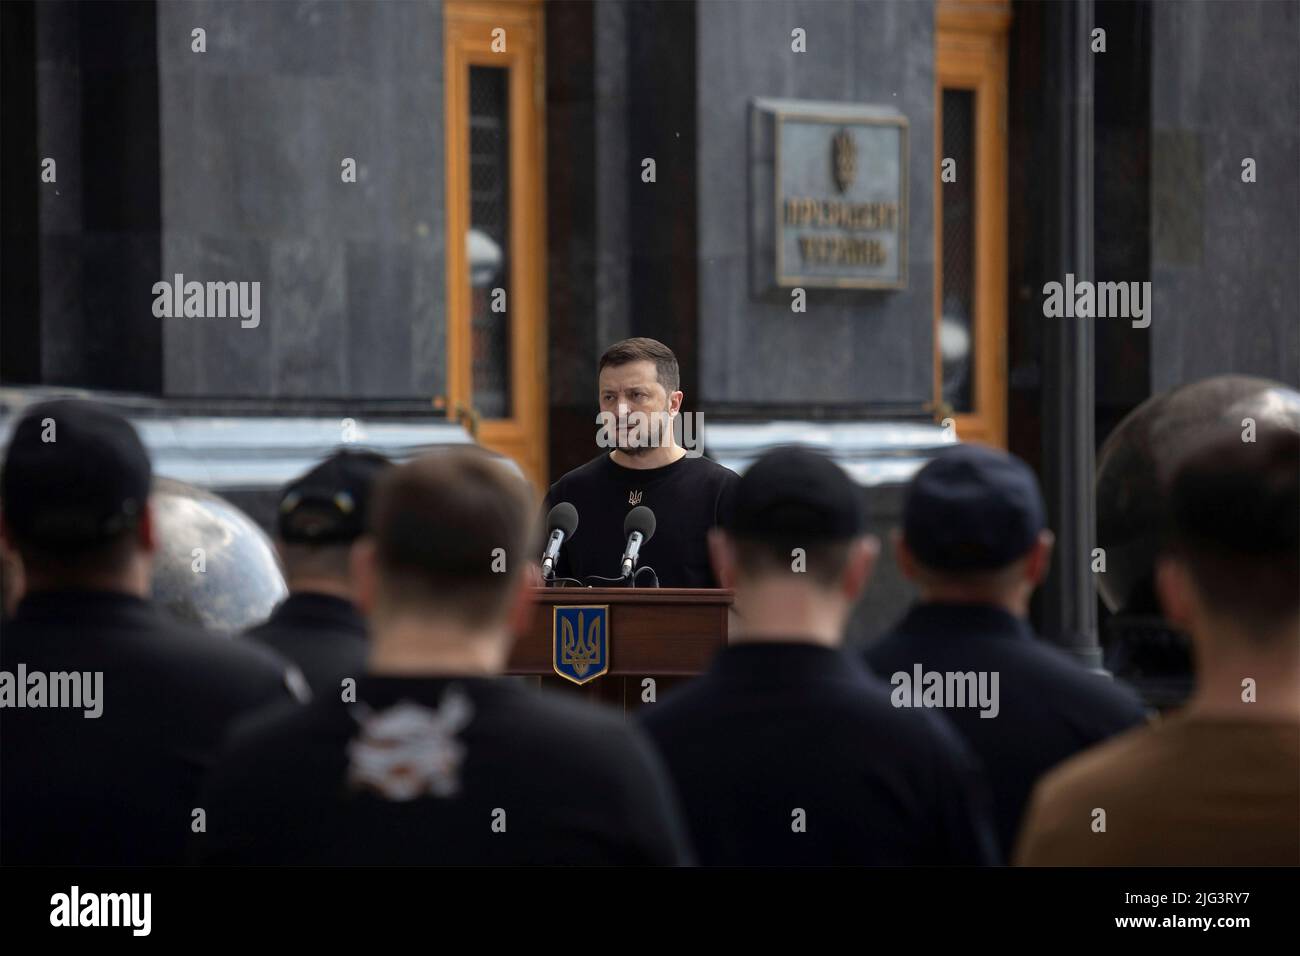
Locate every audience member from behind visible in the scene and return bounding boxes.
[866,443,1148,855]
[639,446,999,865]
[244,449,392,693]
[0,400,304,865]
[199,448,692,865]
[1016,430,1300,865]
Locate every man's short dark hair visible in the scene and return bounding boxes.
[1164,429,1299,636]
[730,534,854,589]
[369,448,539,627]
[278,542,352,581]
[598,337,680,395]
[11,530,137,581]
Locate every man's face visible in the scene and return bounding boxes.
[598,360,679,455]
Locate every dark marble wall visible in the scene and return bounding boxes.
[32,0,163,391]
[546,0,617,482]
[156,0,447,400]
[1150,0,1300,391]
[545,0,695,483]
[2,0,40,383]
[1093,0,1152,445]
[695,0,935,412]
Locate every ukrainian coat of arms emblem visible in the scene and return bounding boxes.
[552,605,610,685]
[832,127,857,194]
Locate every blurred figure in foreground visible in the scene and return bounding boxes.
[244,449,392,694]
[866,444,1148,856]
[0,400,303,865]
[1016,430,1299,865]
[640,446,999,865]
[199,448,691,865]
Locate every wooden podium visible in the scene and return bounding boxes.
[508,587,733,714]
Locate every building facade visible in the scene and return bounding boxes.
[2,0,1297,651]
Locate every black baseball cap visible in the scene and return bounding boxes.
[278,449,392,545]
[724,445,865,540]
[903,443,1046,572]
[1,400,152,545]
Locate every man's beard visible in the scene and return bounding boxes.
[614,408,671,455]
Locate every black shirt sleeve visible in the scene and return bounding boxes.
[714,468,739,530]
[699,469,740,589]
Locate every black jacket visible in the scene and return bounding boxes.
[866,602,1149,855]
[243,592,367,696]
[1,589,302,865]
[639,642,1001,865]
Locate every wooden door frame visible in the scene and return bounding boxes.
[444,0,548,491]
[935,0,1009,447]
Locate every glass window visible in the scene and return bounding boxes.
[940,88,976,414]
[468,66,512,419]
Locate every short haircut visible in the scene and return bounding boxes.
[908,552,1030,593]
[278,541,352,581]
[598,337,681,396]
[368,448,539,627]
[730,533,855,589]
[1163,429,1299,636]
[7,523,138,581]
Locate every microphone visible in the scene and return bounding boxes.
[620,506,656,580]
[540,502,578,583]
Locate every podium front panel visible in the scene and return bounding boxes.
[508,587,733,713]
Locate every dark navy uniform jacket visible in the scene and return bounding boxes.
[1,589,300,865]
[639,642,1001,866]
[866,603,1149,856]
[244,592,367,696]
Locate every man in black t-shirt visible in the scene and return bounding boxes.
[199,447,692,865]
[543,337,738,588]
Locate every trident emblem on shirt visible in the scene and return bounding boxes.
[628,490,642,505]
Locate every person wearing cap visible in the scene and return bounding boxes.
[865,442,1148,857]
[244,449,392,694]
[0,400,304,865]
[1017,430,1299,866]
[198,447,691,864]
[638,445,999,865]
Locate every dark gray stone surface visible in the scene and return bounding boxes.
[594,0,633,358]
[157,0,447,400]
[34,0,163,391]
[1150,0,1300,391]
[696,0,935,410]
